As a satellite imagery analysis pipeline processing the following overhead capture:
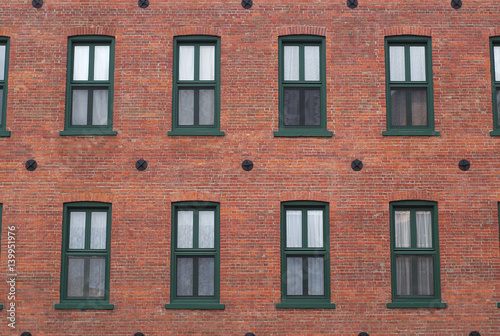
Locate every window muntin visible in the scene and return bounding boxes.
[0,38,10,136]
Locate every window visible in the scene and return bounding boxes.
[168,36,224,136]
[490,38,500,136]
[274,36,332,137]
[166,202,224,309]
[55,202,113,309]
[276,201,335,309]
[60,36,116,136]
[388,201,446,308]
[383,36,439,136]
[0,38,10,137]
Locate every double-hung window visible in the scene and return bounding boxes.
[55,202,113,310]
[169,36,224,136]
[61,36,116,136]
[275,36,332,137]
[277,201,335,309]
[383,36,438,136]
[166,202,224,309]
[388,201,445,308]
[490,38,500,136]
[0,38,10,137]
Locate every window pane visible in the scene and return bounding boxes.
[304,88,321,126]
[178,89,194,126]
[92,89,108,126]
[308,257,324,296]
[67,258,85,297]
[497,89,500,123]
[94,46,110,81]
[89,258,106,298]
[389,46,405,81]
[177,211,193,248]
[495,46,500,81]
[0,45,6,81]
[69,211,86,249]
[417,255,434,296]
[286,257,303,295]
[198,210,214,248]
[395,210,410,248]
[284,46,299,81]
[411,88,427,126]
[73,46,89,81]
[410,46,426,81]
[177,257,194,296]
[72,89,89,126]
[283,88,300,126]
[396,255,411,296]
[199,46,215,81]
[390,89,407,126]
[90,212,107,250]
[179,46,195,81]
[198,257,215,296]
[307,210,323,248]
[199,89,215,125]
[286,210,302,248]
[416,211,432,248]
[304,46,320,81]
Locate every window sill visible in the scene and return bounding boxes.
[274,129,333,137]
[55,301,115,310]
[168,129,225,136]
[276,301,336,309]
[165,302,225,310]
[60,129,118,136]
[0,130,10,137]
[387,301,447,309]
[382,129,440,137]
[489,130,500,136]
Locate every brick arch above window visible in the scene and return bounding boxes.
[66,27,117,37]
[60,192,114,204]
[384,26,432,37]
[387,190,439,202]
[490,28,500,37]
[277,26,326,37]
[0,29,11,37]
[172,27,221,37]
[280,191,330,203]
[170,191,221,203]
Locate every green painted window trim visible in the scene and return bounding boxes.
[277,201,334,309]
[384,36,438,136]
[0,38,10,137]
[388,200,446,309]
[169,36,224,136]
[490,37,500,135]
[275,35,332,138]
[56,202,113,310]
[61,36,116,136]
[167,201,224,310]
[497,302,500,308]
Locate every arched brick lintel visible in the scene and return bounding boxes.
[277,26,326,37]
[172,27,221,37]
[280,191,330,203]
[384,26,432,37]
[388,190,439,202]
[61,192,114,204]
[0,29,12,38]
[67,27,117,37]
[171,191,221,203]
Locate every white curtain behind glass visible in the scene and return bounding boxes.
[89,258,106,297]
[90,212,107,249]
[69,212,86,249]
[286,210,302,247]
[287,257,303,295]
[416,211,432,248]
[389,46,405,81]
[396,256,411,296]
[417,256,434,295]
[73,46,89,81]
[198,257,215,296]
[177,257,193,296]
[495,47,500,81]
[0,45,5,81]
[304,46,320,81]
[308,257,324,295]
[410,46,426,81]
[199,46,215,81]
[307,210,323,248]
[177,211,193,248]
[67,258,85,297]
[395,211,410,248]
[198,211,214,248]
[72,90,88,125]
[284,46,299,81]
[179,46,195,80]
[92,90,108,126]
[94,46,110,81]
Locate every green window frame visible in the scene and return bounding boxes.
[0,38,10,137]
[55,202,114,310]
[60,36,117,136]
[383,36,439,136]
[166,202,224,310]
[276,201,335,309]
[168,36,224,136]
[490,38,500,136]
[274,35,332,137]
[388,201,446,308]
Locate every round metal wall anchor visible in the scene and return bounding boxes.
[458,159,470,171]
[32,0,43,8]
[242,159,254,171]
[25,160,37,171]
[138,0,149,8]
[469,332,481,336]
[21,333,32,336]
[358,333,369,336]
[351,159,363,171]
[451,0,462,9]
[241,0,253,9]
[347,0,358,9]
[135,159,148,171]
[134,333,145,336]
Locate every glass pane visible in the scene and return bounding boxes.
[307,210,323,248]
[396,255,411,296]
[286,257,303,296]
[72,89,88,126]
[495,46,500,81]
[198,257,215,296]
[390,89,407,126]
[69,211,86,249]
[411,88,428,126]
[178,89,194,126]
[417,255,434,295]
[90,212,107,249]
[304,88,321,126]
[416,211,432,248]
[199,46,215,81]
[92,89,108,126]
[73,46,89,81]
[0,45,6,81]
[89,258,106,298]
[67,258,85,297]
[286,210,302,248]
[199,89,215,125]
[410,46,426,81]
[389,46,405,81]
[198,210,214,248]
[395,211,410,248]
[94,46,110,81]
[283,88,300,126]
[284,46,299,81]
[497,89,500,123]
[179,46,194,81]
[177,211,193,248]
[304,46,320,81]
[308,257,324,296]
[177,257,193,296]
